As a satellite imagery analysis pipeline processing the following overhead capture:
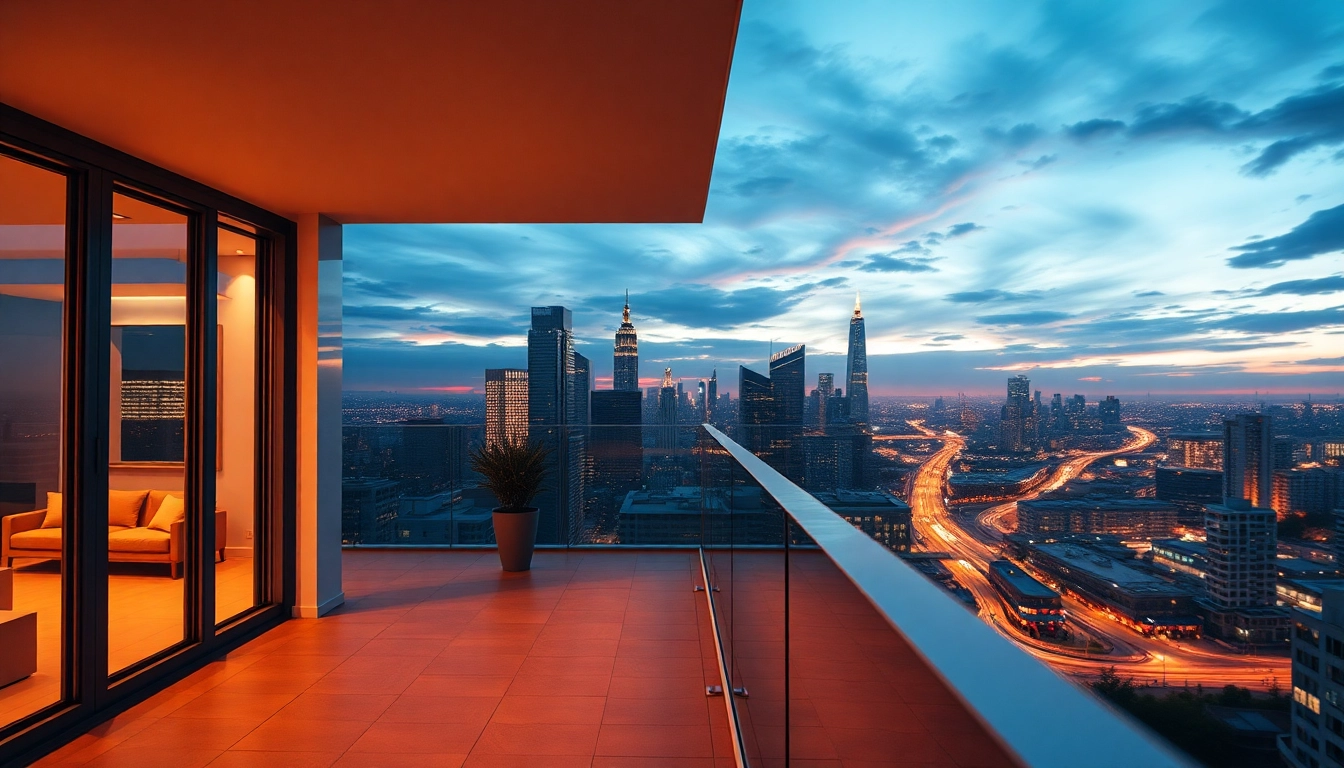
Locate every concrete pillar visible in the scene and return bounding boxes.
[296,214,344,617]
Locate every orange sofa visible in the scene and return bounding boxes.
[2,491,226,579]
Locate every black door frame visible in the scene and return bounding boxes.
[0,102,298,766]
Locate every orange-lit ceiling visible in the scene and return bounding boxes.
[0,1,741,224]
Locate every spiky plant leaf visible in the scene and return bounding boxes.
[468,440,551,511]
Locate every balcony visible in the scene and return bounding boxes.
[31,425,1192,767]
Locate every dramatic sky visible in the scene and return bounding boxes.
[344,0,1344,398]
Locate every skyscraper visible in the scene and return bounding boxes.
[528,306,583,544]
[845,294,868,424]
[613,292,639,391]
[769,345,806,483]
[769,345,805,425]
[484,368,527,448]
[738,365,774,458]
[657,367,677,451]
[816,372,834,429]
[1223,413,1272,508]
[589,389,642,537]
[572,352,591,428]
[1000,374,1035,453]
[707,370,718,423]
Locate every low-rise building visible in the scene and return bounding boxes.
[812,490,911,552]
[1016,497,1178,539]
[1017,539,1201,637]
[618,485,771,545]
[1148,538,1207,579]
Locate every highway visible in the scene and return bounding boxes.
[906,425,1290,691]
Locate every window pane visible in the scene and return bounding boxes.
[215,223,258,623]
[0,152,67,727]
[108,191,188,673]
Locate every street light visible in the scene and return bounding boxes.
[1156,654,1166,687]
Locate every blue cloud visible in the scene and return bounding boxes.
[1066,119,1126,140]
[975,311,1073,326]
[947,222,986,237]
[946,289,1042,303]
[1227,203,1344,268]
[1256,275,1344,296]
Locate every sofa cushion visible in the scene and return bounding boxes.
[148,494,185,532]
[108,527,171,554]
[108,490,149,528]
[143,490,174,527]
[9,528,62,551]
[42,492,63,529]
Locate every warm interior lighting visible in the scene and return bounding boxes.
[112,213,129,219]
[234,249,244,254]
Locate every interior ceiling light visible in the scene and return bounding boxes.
[235,249,244,254]
[112,213,129,220]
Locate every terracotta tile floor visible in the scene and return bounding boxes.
[32,550,737,768]
[1,556,256,727]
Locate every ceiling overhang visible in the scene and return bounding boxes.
[0,1,741,224]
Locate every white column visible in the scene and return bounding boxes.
[296,214,344,617]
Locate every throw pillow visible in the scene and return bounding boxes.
[108,489,149,528]
[42,492,63,529]
[147,494,186,532]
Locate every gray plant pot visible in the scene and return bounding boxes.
[492,507,539,572]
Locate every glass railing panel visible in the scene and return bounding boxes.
[701,423,1196,768]
[341,423,712,547]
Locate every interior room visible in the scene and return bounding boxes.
[0,156,261,727]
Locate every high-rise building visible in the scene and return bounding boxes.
[657,367,677,451]
[613,291,639,391]
[1167,432,1222,470]
[1273,467,1338,517]
[528,306,584,544]
[816,373,834,429]
[341,478,400,545]
[589,389,643,536]
[484,368,528,448]
[1224,413,1272,508]
[738,364,774,458]
[1099,395,1120,426]
[1282,588,1344,768]
[1201,499,1289,644]
[1000,374,1036,453]
[770,345,806,483]
[845,294,868,425]
[572,351,591,427]
[697,379,707,422]
[707,370,718,423]
[769,345,805,425]
[1155,466,1223,524]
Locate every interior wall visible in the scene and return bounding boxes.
[217,255,256,556]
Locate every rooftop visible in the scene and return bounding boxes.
[1033,542,1188,594]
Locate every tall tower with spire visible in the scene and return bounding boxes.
[846,293,869,424]
[613,291,639,391]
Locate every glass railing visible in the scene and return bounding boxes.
[699,424,1196,768]
[341,423,714,546]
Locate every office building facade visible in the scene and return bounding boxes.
[613,293,639,391]
[845,295,869,425]
[1224,413,1273,509]
[484,368,528,448]
[528,306,584,544]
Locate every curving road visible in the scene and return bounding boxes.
[907,425,1290,691]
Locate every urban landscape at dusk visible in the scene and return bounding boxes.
[4,1,1344,767]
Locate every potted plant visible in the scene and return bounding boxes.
[468,440,550,572]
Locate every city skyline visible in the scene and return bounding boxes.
[342,0,1344,396]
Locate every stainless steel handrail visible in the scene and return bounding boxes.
[703,424,1196,768]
